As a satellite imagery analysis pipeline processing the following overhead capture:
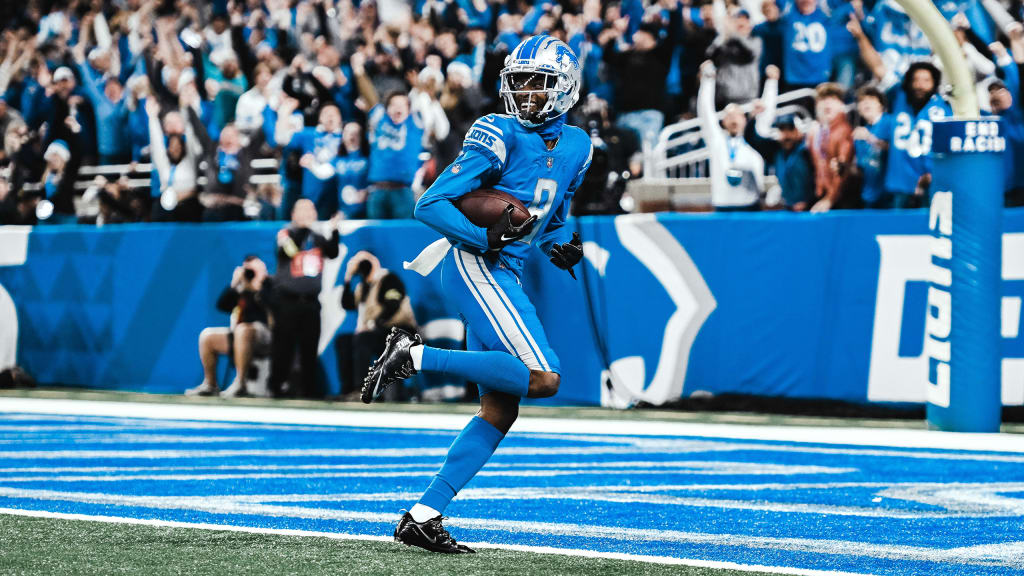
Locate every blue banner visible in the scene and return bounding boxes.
[1,210,1023,406]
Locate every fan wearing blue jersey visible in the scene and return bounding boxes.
[351,52,451,220]
[882,62,951,208]
[854,0,930,89]
[334,122,370,219]
[274,99,343,220]
[848,18,951,209]
[781,0,833,90]
[360,35,591,554]
[852,86,893,208]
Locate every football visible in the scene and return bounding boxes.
[455,189,531,228]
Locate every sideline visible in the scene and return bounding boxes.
[2,397,1023,452]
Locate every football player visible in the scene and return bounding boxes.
[360,35,592,553]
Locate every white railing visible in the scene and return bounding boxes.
[49,157,283,218]
[643,89,817,181]
[72,158,282,191]
[53,158,283,196]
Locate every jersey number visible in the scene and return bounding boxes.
[376,124,408,151]
[519,178,558,245]
[893,113,933,159]
[792,22,827,53]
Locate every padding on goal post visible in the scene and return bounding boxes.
[925,118,1005,432]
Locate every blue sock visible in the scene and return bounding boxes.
[420,346,529,397]
[418,416,505,513]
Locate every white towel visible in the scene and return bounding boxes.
[403,238,453,277]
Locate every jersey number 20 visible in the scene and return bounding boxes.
[792,22,827,53]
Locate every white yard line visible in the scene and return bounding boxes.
[0,506,874,576]
[0,487,1020,565]
[1,397,1023,452]
[0,464,854,483]
[0,435,263,445]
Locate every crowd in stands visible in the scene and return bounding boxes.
[0,0,1022,225]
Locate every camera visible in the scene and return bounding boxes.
[243,268,256,281]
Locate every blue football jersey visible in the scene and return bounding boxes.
[367,104,425,186]
[285,127,342,216]
[936,0,994,43]
[415,114,592,267]
[781,7,832,86]
[334,150,369,218]
[884,89,951,195]
[864,1,931,83]
[855,113,893,204]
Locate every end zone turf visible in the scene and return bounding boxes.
[1,394,1023,576]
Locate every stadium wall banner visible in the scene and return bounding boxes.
[1,210,1022,407]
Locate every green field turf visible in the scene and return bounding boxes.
[0,514,772,576]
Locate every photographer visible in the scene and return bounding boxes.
[187,255,272,398]
[340,251,417,399]
[268,199,340,398]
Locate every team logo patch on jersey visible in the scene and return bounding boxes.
[452,164,462,174]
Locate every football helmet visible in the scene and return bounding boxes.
[500,35,582,127]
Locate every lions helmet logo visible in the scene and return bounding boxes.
[553,42,579,71]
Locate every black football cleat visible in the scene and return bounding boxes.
[361,328,422,404]
[394,512,475,554]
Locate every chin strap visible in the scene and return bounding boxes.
[531,113,566,142]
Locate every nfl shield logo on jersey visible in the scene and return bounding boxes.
[546,157,553,169]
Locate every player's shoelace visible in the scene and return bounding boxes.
[395,361,414,379]
[425,517,458,547]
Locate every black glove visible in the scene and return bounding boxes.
[549,232,583,279]
[486,205,538,252]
